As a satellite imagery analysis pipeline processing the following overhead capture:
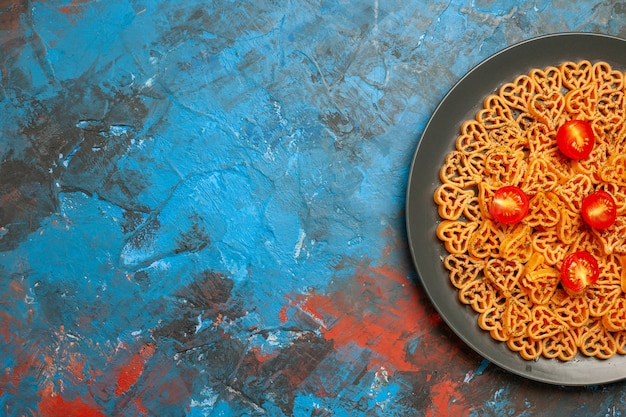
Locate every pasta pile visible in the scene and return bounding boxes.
[435,60,626,361]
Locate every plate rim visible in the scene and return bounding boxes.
[405,31,626,386]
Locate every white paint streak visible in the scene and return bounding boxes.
[194,314,203,334]
[294,228,306,259]
[463,370,474,383]
[189,386,220,416]
[369,367,391,410]
[148,260,171,271]
[108,125,129,136]
[493,387,504,402]
[272,99,288,127]
[296,303,328,329]
[266,332,280,346]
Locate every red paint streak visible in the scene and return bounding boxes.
[250,346,266,363]
[0,311,19,343]
[134,397,149,415]
[426,380,469,417]
[114,344,156,397]
[298,265,424,372]
[298,263,457,373]
[428,312,444,327]
[278,304,289,323]
[66,353,86,382]
[250,346,276,364]
[9,279,25,295]
[58,0,90,15]
[1,338,40,397]
[38,386,107,417]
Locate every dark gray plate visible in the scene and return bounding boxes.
[406,32,626,386]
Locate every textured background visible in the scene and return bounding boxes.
[2,1,626,416]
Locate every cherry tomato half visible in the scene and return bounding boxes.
[489,186,529,225]
[560,251,599,294]
[556,120,595,160]
[581,190,617,230]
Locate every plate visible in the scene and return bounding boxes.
[405,32,626,386]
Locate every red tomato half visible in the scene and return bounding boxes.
[581,190,617,230]
[560,251,599,293]
[556,120,595,160]
[489,186,529,225]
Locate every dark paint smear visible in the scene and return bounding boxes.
[394,370,446,411]
[57,88,152,212]
[0,2,29,92]
[152,316,199,346]
[133,270,150,291]
[0,159,56,251]
[0,1,27,31]
[152,271,235,345]
[177,332,247,388]
[146,270,331,415]
[174,213,210,254]
[120,209,146,235]
[232,332,335,414]
[181,270,234,307]
[145,270,250,413]
[135,357,197,416]
[1,63,153,251]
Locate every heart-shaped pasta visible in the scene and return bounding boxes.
[529,91,565,129]
[443,254,484,289]
[436,220,479,254]
[433,60,626,361]
[478,306,507,342]
[565,84,598,119]
[476,95,515,128]
[549,289,589,328]
[499,74,536,111]
[579,319,618,359]
[602,297,626,332]
[542,329,578,361]
[560,60,593,90]
[434,184,476,221]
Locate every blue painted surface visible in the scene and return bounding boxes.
[2,1,626,416]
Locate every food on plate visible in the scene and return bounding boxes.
[434,60,626,361]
